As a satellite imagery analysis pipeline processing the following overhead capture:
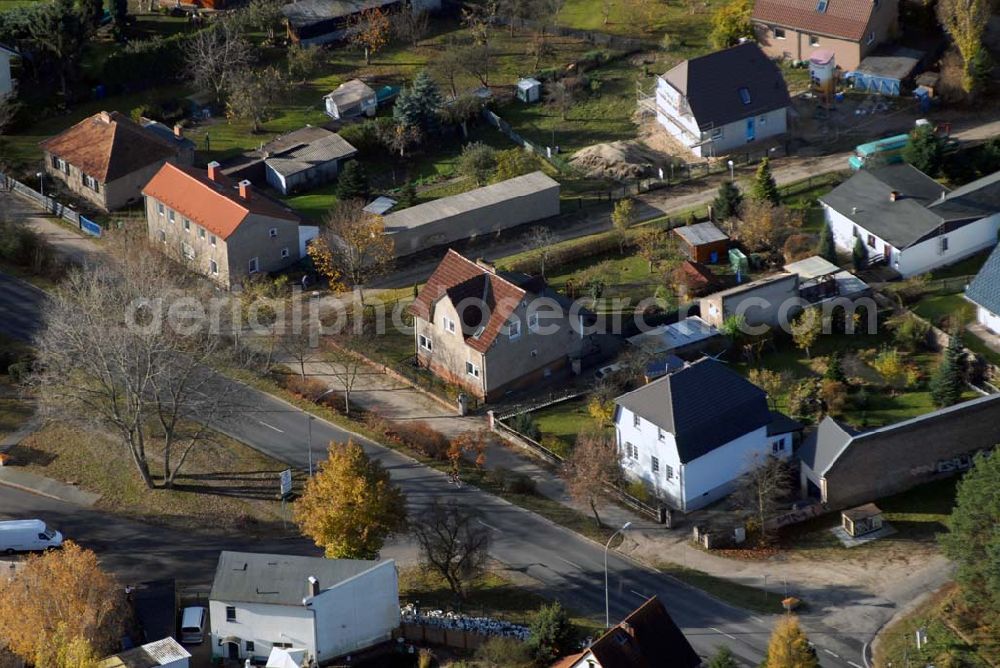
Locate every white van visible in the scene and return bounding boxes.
[0,520,63,554]
[180,606,207,644]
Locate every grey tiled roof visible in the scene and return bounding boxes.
[662,42,791,130]
[615,358,772,463]
[965,243,1000,314]
[798,416,855,475]
[674,221,729,246]
[929,170,1000,222]
[210,551,382,606]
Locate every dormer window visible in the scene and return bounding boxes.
[738,87,751,105]
[506,319,521,341]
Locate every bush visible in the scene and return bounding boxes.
[475,637,534,668]
[506,412,541,441]
[485,467,537,495]
[540,434,570,459]
[391,420,449,460]
[626,479,650,502]
[281,375,329,401]
[0,220,58,275]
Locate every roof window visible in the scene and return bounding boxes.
[738,87,752,105]
[816,0,828,11]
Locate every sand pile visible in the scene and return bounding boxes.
[570,140,663,180]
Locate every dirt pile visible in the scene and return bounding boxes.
[570,140,663,180]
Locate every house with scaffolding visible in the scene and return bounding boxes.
[653,42,791,157]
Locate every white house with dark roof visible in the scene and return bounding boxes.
[821,164,1000,277]
[965,242,1000,333]
[614,358,800,511]
[209,551,398,664]
[655,42,791,157]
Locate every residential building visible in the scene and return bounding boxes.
[222,126,357,195]
[550,597,700,668]
[674,221,730,263]
[655,42,791,157]
[39,111,195,212]
[0,44,17,98]
[209,551,399,664]
[820,164,1000,277]
[800,394,1000,508]
[698,273,800,330]
[752,0,899,71]
[409,250,583,402]
[142,162,303,288]
[384,171,560,257]
[614,357,800,511]
[99,637,190,668]
[323,79,378,119]
[964,241,1000,333]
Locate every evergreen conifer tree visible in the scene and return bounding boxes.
[749,157,780,205]
[930,333,965,407]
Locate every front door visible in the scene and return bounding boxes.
[227,642,240,660]
[746,117,756,142]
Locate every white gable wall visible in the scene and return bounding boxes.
[308,561,400,662]
[976,304,1000,333]
[210,600,315,662]
[616,406,683,508]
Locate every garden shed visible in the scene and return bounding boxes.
[841,503,883,537]
[846,48,922,96]
[516,77,541,103]
[674,221,729,264]
[324,79,377,120]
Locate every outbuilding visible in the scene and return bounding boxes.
[516,77,541,103]
[674,222,729,264]
[324,79,377,120]
[841,504,883,537]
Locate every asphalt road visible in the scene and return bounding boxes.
[0,273,863,666]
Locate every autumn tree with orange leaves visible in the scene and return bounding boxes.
[348,5,391,64]
[312,199,394,301]
[0,541,127,667]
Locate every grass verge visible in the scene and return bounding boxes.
[658,563,786,615]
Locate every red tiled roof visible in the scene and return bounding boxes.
[409,250,528,354]
[141,163,300,241]
[677,260,717,288]
[584,597,701,668]
[752,0,878,41]
[39,111,179,183]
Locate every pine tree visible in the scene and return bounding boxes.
[852,236,867,270]
[713,180,743,221]
[765,616,818,668]
[398,179,418,207]
[903,124,944,176]
[930,333,964,407]
[335,160,368,200]
[749,157,780,205]
[939,451,1000,619]
[393,70,442,135]
[824,350,845,382]
[818,220,836,263]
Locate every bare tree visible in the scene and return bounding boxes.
[733,453,793,543]
[322,339,366,415]
[225,65,288,133]
[526,27,554,71]
[280,325,317,380]
[29,233,234,489]
[391,5,430,45]
[428,43,465,99]
[544,79,576,120]
[563,429,621,527]
[459,43,492,88]
[521,226,558,277]
[184,16,254,105]
[412,499,490,602]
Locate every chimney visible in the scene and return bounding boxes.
[476,258,496,273]
[851,206,858,215]
[620,621,635,638]
[889,190,900,202]
[173,124,183,139]
[238,179,252,200]
[99,110,112,124]
[207,161,220,181]
[307,576,319,598]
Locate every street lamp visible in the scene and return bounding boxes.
[727,159,735,182]
[605,521,632,629]
[36,172,43,197]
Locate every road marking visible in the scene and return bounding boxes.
[555,555,583,570]
[849,661,864,668]
[710,627,738,641]
[824,649,841,659]
[751,616,765,624]
[476,519,502,533]
[630,589,651,601]
[257,420,284,433]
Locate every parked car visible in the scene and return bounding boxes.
[180,606,207,644]
[0,519,63,554]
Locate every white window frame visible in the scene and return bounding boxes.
[198,227,206,239]
[248,257,259,274]
[443,316,456,334]
[710,127,724,140]
[657,427,665,442]
[773,27,786,39]
[507,319,521,341]
[624,442,637,460]
[528,312,539,331]
[633,413,641,429]
[419,334,433,351]
[210,259,219,275]
[82,174,100,192]
[168,210,175,225]
[183,218,190,232]
[281,247,290,259]
[651,456,660,474]
[210,234,217,247]
[157,202,165,217]
[809,34,819,46]
[665,465,674,480]
[269,227,278,239]
[466,361,480,378]
[772,439,785,453]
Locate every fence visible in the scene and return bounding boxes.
[481,109,572,174]
[1,170,92,232]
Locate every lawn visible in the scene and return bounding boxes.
[529,396,591,451]
[9,422,296,534]
[0,372,32,442]
[658,563,786,615]
[911,293,974,330]
[874,582,997,668]
[557,0,726,51]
